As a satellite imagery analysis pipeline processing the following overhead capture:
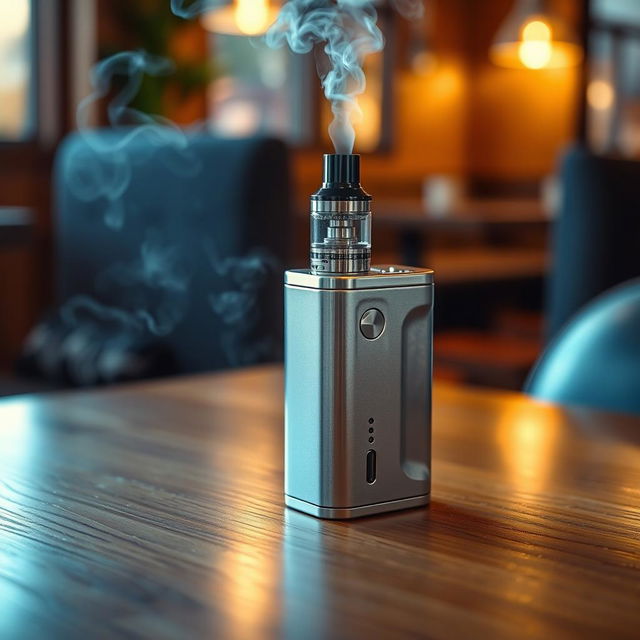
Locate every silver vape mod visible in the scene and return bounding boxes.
[284,154,433,519]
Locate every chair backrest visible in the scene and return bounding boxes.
[547,145,640,339]
[54,130,290,374]
[526,278,640,415]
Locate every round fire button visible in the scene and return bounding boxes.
[360,308,385,340]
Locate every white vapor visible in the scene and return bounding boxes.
[170,0,424,155]
[266,0,383,154]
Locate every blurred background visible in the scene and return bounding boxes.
[1,0,639,398]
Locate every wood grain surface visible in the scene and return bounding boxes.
[0,365,639,639]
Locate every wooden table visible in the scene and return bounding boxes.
[1,365,639,639]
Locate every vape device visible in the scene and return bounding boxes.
[284,154,433,519]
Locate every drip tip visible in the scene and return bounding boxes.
[322,154,360,186]
[312,153,371,202]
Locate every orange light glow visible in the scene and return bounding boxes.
[235,0,270,36]
[588,80,614,111]
[497,402,561,493]
[490,8,582,70]
[518,20,552,69]
[353,92,380,152]
[201,0,278,36]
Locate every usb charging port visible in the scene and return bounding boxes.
[366,449,376,484]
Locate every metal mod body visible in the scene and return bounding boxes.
[284,267,433,518]
[284,154,433,519]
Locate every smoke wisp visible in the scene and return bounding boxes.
[266,0,383,154]
[69,50,200,230]
[93,228,193,336]
[205,241,280,366]
[58,47,280,369]
[170,0,424,154]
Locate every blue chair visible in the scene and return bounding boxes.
[546,145,640,339]
[526,279,640,415]
[13,130,291,389]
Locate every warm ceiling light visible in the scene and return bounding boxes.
[234,0,270,35]
[490,0,582,69]
[518,20,552,69]
[201,0,279,36]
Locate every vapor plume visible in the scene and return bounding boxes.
[205,241,280,365]
[170,0,424,154]
[94,228,193,336]
[63,48,277,362]
[266,0,383,154]
[69,50,198,230]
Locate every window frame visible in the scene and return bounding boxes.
[0,0,67,153]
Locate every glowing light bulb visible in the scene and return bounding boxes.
[587,80,614,111]
[234,0,270,36]
[518,19,552,69]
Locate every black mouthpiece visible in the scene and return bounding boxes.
[323,154,360,186]
[312,153,371,202]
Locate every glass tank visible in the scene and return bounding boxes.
[310,211,371,274]
[309,154,372,274]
